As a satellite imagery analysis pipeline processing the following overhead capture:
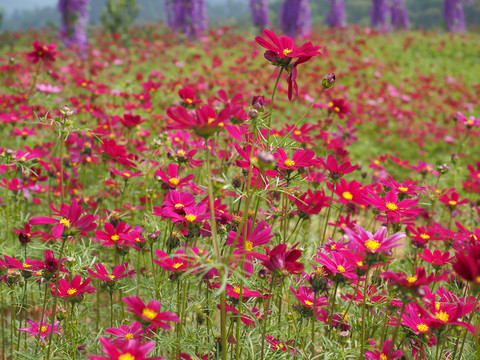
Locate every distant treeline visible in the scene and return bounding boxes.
[1,0,479,31]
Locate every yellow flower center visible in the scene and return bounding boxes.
[365,239,381,251]
[398,186,408,192]
[385,202,398,211]
[23,263,31,268]
[109,274,115,279]
[233,286,243,295]
[124,333,133,340]
[334,107,340,112]
[337,265,346,273]
[420,233,430,240]
[177,150,186,156]
[207,117,216,125]
[111,234,120,242]
[185,98,193,104]
[284,159,295,168]
[294,130,302,135]
[448,200,457,206]
[245,241,253,252]
[416,323,429,332]
[119,353,135,360]
[123,172,131,178]
[283,48,292,56]
[169,178,179,186]
[476,275,480,284]
[60,218,71,228]
[174,203,184,208]
[342,191,353,200]
[185,214,197,222]
[142,307,157,320]
[304,300,313,306]
[380,354,387,360]
[172,262,183,269]
[435,311,449,322]
[406,276,417,284]
[67,288,77,295]
[357,261,364,267]
[41,326,48,333]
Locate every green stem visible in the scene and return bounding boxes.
[266,68,284,147]
[321,182,336,245]
[260,278,275,360]
[359,268,370,357]
[387,302,406,359]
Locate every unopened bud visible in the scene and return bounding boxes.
[251,96,266,112]
[322,73,336,89]
[248,109,258,119]
[60,105,74,117]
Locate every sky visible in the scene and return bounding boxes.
[0,0,58,15]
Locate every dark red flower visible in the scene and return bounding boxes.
[26,41,58,64]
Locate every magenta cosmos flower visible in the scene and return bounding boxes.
[123,296,180,330]
[26,40,59,64]
[88,337,164,360]
[319,154,358,181]
[258,243,304,277]
[154,249,198,274]
[365,339,403,359]
[290,285,329,308]
[50,274,96,298]
[29,201,96,239]
[18,319,61,339]
[88,263,135,283]
[226,219,273,277]
[105,321,144,347]
[362,189,421,223]
[342,224,405,255]
[154,163,194,188]
[275,148,317,171]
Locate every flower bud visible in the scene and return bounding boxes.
[60,105,74,117]
[322,73,336,89]
[251,96,266,112]
[248,109,258,119]
[257,150,275,170]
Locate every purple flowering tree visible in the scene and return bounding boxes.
[326,0,346,28]
[390,0,409,30]
[279,0,311,38]
[443,0,471,32]
[250,0,270,31]
[370,0,390,32]
[165,0,208,39]
[58,0,89,49]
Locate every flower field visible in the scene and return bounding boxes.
[1,23,480,360]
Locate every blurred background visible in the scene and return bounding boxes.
[0,0,479,32]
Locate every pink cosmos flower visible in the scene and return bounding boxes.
[154,190,196,217]
[95,222,131,247]
[88,263,135,283]
[362,189,422,223]
[380,267,446,290]
[29,201,96,239]
[342,224,405,255]
[226,220,273,276]
[105,321,144,347]
[290,286,329,308]
[365,339,403,360]
[123,296,180,330]
[88,337,164,360]
[315,251,357,280]
[154,249,198,274]
[224,283,263,300]
[50,274,96,298]
[418,249,453,267]
[257,243,304,276]
[275,148,317,171]
[154,163,194,188]
[319,154,358,181]
[18,319,61,339]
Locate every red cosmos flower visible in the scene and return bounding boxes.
[327,98,351,119]
[0,178,25,192]
[255,29,321,101]
[315,251,357,280]
[380,176,424,198]
[178,86,202,106]
[380,267,446,290]
[258,243,304,276]
[226,220,273,276]
[329,178,366,206]
[265,335,297,354]
[11,127,37,137]
[154,190,196,217]
[342,224,405,255]
[18,319,61,339]
[4,256,44,272]
[406,225,441,247]
[365,339,403,360]
[163,202,210,225]
[224,284,262,299]
[400,304,433,336]
[439,190,469,208]
[26,41,58,64]
[217,302,255,326]
[13,223,45,244]
[419,249,453,267]
[105,321,144,347]
[291,189,329,217]
[154,249,198,274]
[166,105,229,138]
[319,155,358,181]
[452,243,480,286]
[109,167,143,180]
[362,189,422,223]
[29,201,97,239]
[88,337,164,360]
[275,148,317,171]
[95,222,131,247]
[50,274,96,298]
[88,263,135,283]
[123,296,180,330]
[119,113,145,128]
[154,163,194,189]
[101,139,136,168]
[234,144,278,177]
[290,285,329,308]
